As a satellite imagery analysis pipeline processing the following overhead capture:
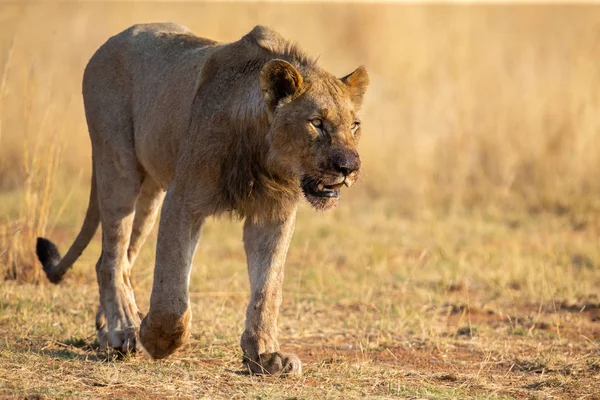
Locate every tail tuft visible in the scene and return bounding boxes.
[36,237,63,284]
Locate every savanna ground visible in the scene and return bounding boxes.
[1,2,599,399]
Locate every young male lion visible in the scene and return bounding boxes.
[36,23,369,375]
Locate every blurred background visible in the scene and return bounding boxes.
[3,3,600,208]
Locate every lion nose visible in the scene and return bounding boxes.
[333,150,361,176]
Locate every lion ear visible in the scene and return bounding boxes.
[260,59,303,113]
[341,66,370,108]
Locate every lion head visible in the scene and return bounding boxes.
[260,59,369,211]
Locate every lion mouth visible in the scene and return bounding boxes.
[301,177,345,198]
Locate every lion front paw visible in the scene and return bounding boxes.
[244,351,302,376]
[139,309,191,359]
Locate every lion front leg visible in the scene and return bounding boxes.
[241,208,301,375]
[139,184,203,359]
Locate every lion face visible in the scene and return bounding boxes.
[260,60,369,211]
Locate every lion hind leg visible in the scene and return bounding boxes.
[96,170,143,353]
[95,303,108,350]
[91,124,145,353]
[127,176,165,266]
[95,167,142,352]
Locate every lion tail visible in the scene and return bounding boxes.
[36,165,100,284]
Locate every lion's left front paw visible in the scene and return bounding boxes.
[244,351,302,376]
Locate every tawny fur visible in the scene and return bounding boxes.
[35,23,369,375]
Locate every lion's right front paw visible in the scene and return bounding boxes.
[139,309,191,359]
[244,351,302,376]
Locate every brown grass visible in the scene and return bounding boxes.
[0,2,599,399]
[0,31,65,283]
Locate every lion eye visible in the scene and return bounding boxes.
[351,121,361,131]
[311,118,323,129]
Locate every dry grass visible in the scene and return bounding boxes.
[0,2,599,399]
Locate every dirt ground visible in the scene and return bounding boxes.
[1,212,599,399]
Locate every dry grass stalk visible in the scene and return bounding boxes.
[0,50,64,283]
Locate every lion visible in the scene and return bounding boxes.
[35,23,369,375]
